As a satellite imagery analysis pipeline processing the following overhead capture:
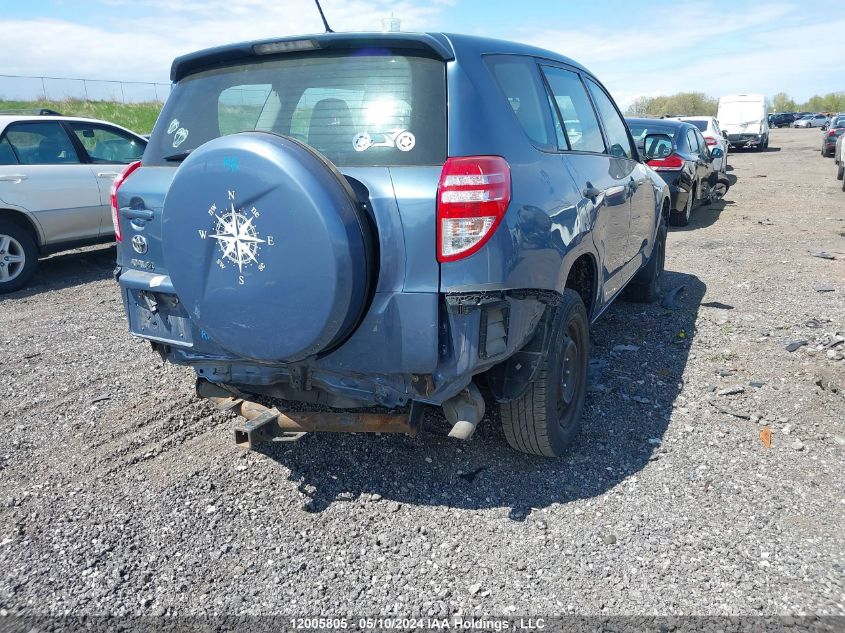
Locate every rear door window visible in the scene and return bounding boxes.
[584,78,634,159]
[148,52,446,167]
[687,129,700,154]
[3,122,80,165]
[485,56,555,150]
[540,66,605,153]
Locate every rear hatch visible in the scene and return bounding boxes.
[717,100,764,136]
[117,40,448,298]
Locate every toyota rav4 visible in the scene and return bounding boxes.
[114,32,670,457]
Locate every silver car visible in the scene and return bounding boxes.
[793,114,829,128]
[0,113,146,292]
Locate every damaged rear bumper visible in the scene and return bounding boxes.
[118,268,547,408]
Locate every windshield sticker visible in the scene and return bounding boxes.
[395,131,415,152]
[352,133,373,152]
[352,129,415,153]
[167,118,180,135]
[172,127,189,148]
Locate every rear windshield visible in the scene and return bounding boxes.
[627,122,676,141]
[145,51,446,167]
[682,120,708,132]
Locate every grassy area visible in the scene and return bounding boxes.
[0,98,163,135]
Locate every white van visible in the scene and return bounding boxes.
[717,94,769,150]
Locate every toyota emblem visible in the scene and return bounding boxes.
[131,235,148,254]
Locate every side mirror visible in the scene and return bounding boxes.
[710,147,724,159]
[642,133,674,161]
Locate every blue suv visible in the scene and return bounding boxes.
[113,32,670,457]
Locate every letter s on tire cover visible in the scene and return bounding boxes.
[161,132,374,362]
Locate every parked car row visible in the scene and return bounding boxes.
[824,114,845,192]
[821,114,845,157]
[627,117,727,226]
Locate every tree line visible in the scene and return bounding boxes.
[626,91,845,116]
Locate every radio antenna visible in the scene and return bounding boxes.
[314,0,334,33]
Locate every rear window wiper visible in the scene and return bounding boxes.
[163,149,193,162]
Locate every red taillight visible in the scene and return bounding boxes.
[829,130,837,137]
[436,156,511,262]
[704,136,718,146]
[110,160,142,242]
[647,153,684,172]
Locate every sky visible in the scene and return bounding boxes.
[0,0,841,108]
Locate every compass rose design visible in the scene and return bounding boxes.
[198,190,275,284]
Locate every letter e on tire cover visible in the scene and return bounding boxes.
[162,132,372,362]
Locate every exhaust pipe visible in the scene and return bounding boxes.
[444,382,486,440]
[196,379,421,449]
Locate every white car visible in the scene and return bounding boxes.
[0,113,146,293]
[793,114,828,128]
[672,116,729,173]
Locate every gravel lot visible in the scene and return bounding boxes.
[0,128,843,619]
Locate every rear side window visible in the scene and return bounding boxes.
[585,78,633,159]
[485,56,555,150]
[0,137,18,165]
[3,122,80,165]
[686,129,699,153]
[540,66,604,153]
[147,52,446,167]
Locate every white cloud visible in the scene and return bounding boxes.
[0,0,838,109]
[518,1,840,108]
[0,0,446,87]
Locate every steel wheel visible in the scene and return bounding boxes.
[0,234,26,283]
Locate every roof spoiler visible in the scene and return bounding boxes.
[171,32,455,82]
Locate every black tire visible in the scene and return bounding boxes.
[671,185,693,226]
[837,164,844,180]
[500,289,589,457]
[625,217,667,303]
[0,219,38,294]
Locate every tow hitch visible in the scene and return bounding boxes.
[196,379,422,449]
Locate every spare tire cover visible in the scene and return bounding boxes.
[162,132,371,362]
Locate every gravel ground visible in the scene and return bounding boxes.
[0,128,843,619]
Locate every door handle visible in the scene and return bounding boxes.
[582,184,602,198]
[121,208,154,221]
[97,172,121,178]
[0,174,27,182]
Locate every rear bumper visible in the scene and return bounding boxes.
[117,268,546,408]
[727,133,762,146]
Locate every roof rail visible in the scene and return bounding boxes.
[0,108,63,116]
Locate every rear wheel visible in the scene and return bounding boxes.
[625,217,666,303]
[837,164,844,180]
[500,290,589,457]
[671,185,693,226]
[0,220,38,294]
